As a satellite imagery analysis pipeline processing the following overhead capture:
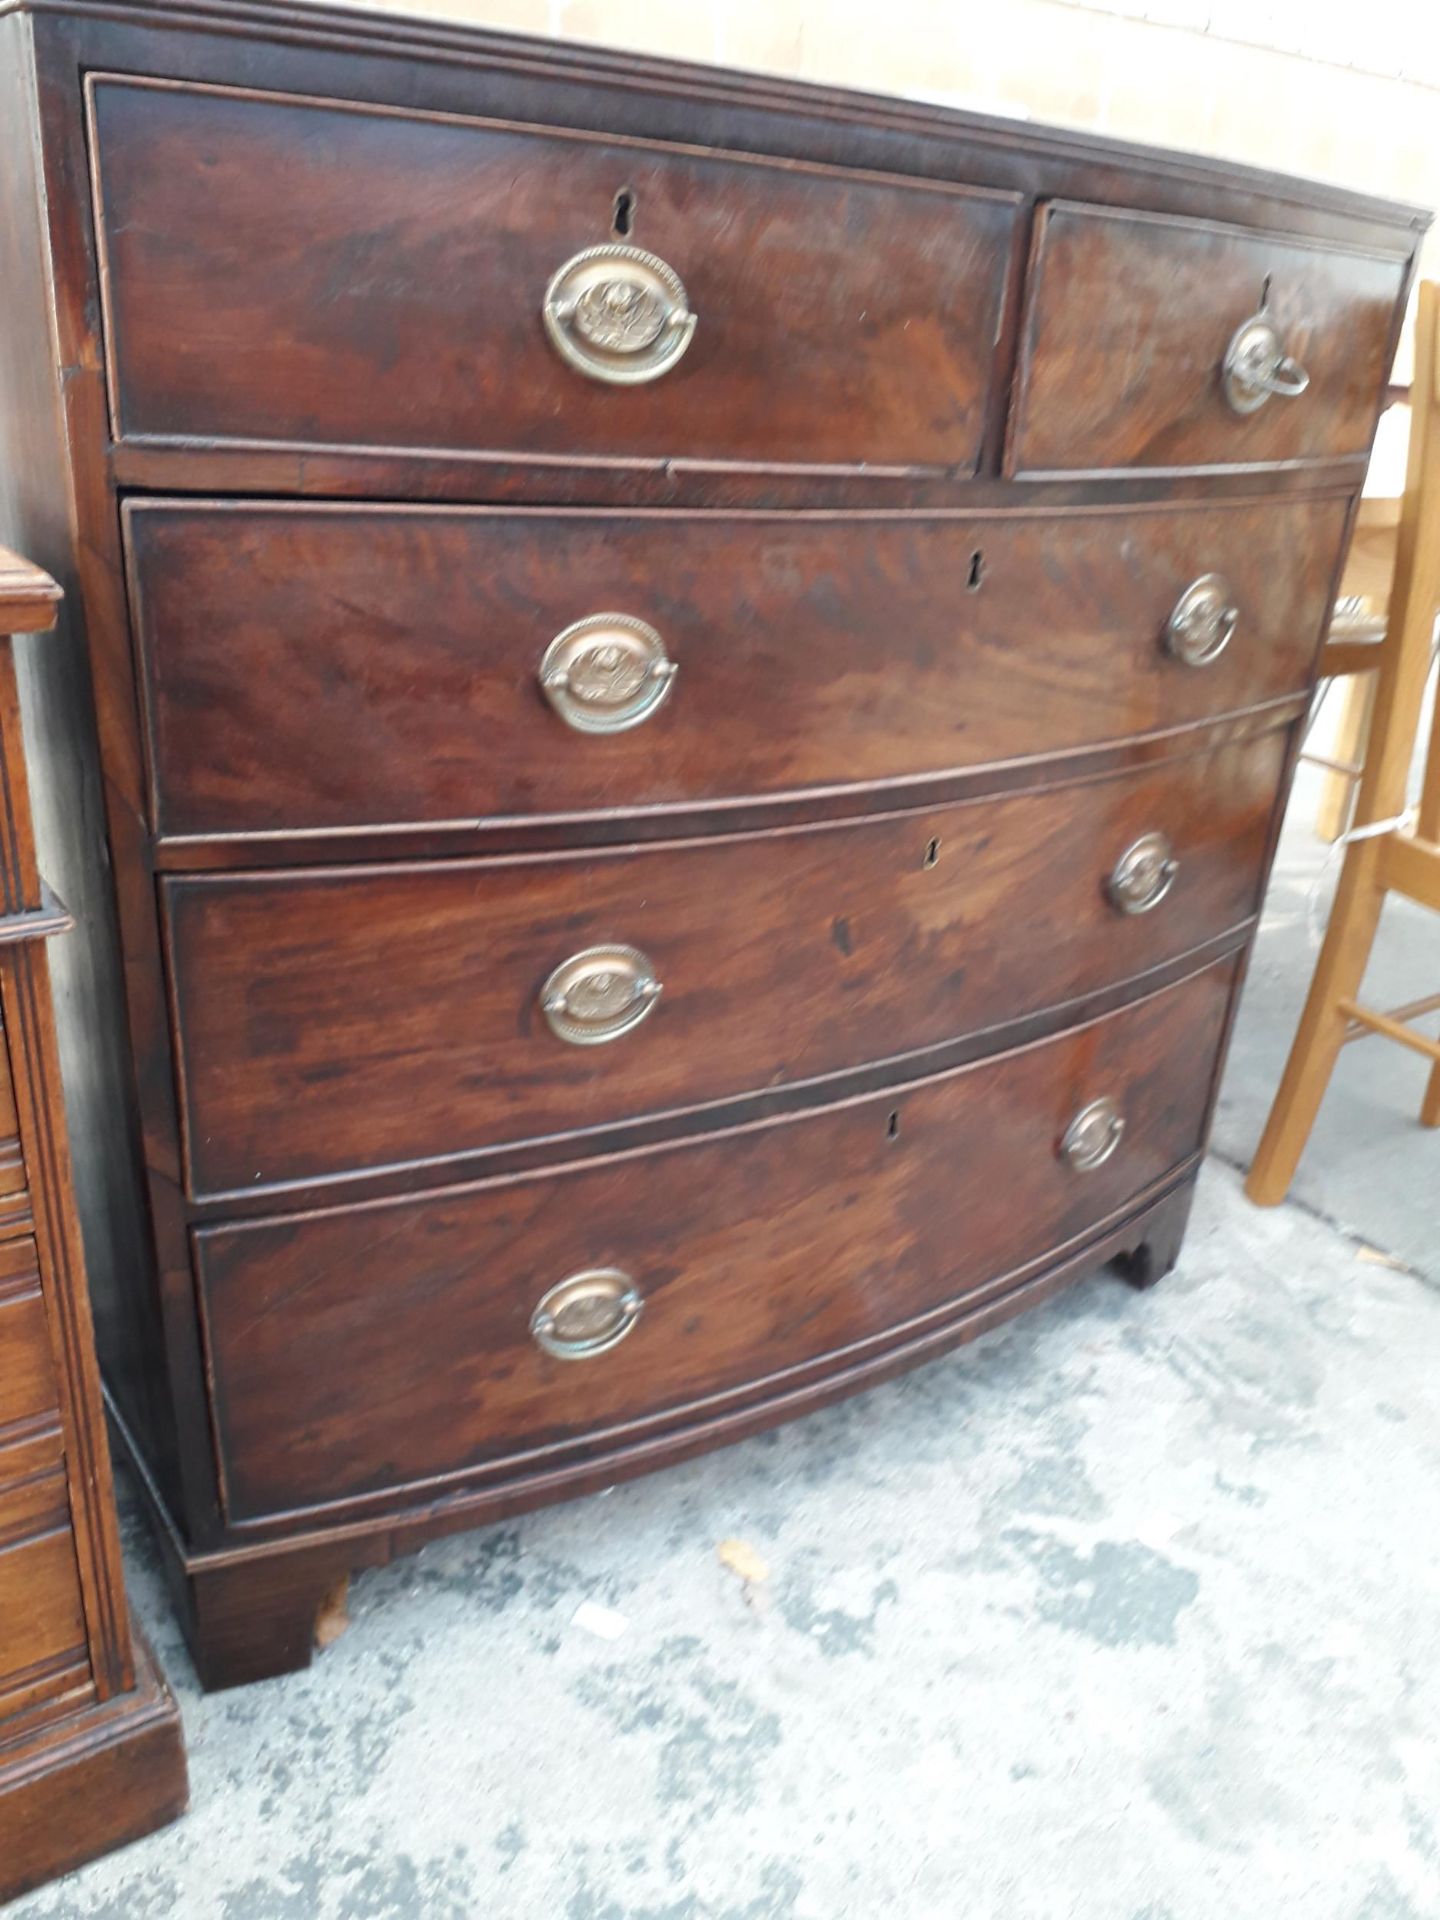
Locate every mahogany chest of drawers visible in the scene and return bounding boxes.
[0,0,1425,1689]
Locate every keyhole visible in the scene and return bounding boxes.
[1259,273,1272,311]
[967,550,984,592]
[887,1110,901,1141]
[613,188,636,237]
[922,837,941,870]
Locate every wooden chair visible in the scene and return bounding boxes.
[1306,387,1415,841]
[1246,281,1440,1205]
[1307,494,1398,843]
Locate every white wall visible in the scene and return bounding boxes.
[340,0,1440,286]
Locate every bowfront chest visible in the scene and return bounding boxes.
[0,0,1425,1688]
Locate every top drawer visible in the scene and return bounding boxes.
[1008,203,1407,477]
[87,77,1021,478]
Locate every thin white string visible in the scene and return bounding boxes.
[1297,628,1438,950]
[1305,807,1419,949]
[1336,808,1420,844]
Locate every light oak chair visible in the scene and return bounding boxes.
[1246,281,1440,1205]
[1307,493,1398,843]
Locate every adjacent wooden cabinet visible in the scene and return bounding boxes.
[0,0,1425,1691]
[0,552,185,1904]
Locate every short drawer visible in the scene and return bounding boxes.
[89,76,1019,476]
[1009,202,1407,475]
[165,731,1284,1197]
[0,1241,57,1438]
[198,957,1235,1519]
[125,496,1343,840]
[0,1479,86,1689]
[0,1029,24,1205]
[0,1291,55,1437]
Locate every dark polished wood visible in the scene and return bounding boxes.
[128,1161,1202,1687]
[0,0,1423,1689]
[125,497,1345,841]
[0,554,186,1900]
[165,733,1284,1198]
[199,958,1235,1522]
[90,74,1021,477]
[1009,202,1409,477]
[1112,1175,1196,1290]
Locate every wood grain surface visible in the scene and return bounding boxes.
[1010,203,1407,475]
[164,735,1281,1196]
[0,0,1421,1690]
[90,75,1021,475]
[125,497,1344,838]
[198,957,1236,1519]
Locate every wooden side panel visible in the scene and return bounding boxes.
[0,14,187,1530]
[1010,203,1407,475]
[90,75,1021,475]
[0,32,136,1700]
[125,496,1347,839]
[198,958,1235,1519]
[165,733,1282,1196]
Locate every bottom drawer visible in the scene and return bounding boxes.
[199,958,1237,1521]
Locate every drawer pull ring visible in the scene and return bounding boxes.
[540,613,677,733]
[1107,831,1179,915]
[1222,312,1311,415]
[543,244,697,385]
[540,943,663,1045]
[1165,573,1238,667]
[1060,1096,1126,1172]
[531,1268,645,1360]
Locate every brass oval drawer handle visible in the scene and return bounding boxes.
[540,943,663,1046]
[540,614,677,734]
[531,1267,644,1360]
[543,244,697,386]
[1222,312,1310,415]
[1107,830,1179,915]
[1059,1096,1126,1172]
[1165,573,1238,667]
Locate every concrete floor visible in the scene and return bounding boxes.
[1213,765,1439,1283]
[12,773,1440,1920]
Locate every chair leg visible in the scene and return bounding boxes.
[1314,674,1377,844]
[1245,843,1387,1206]
[1422,1059,1440,1129]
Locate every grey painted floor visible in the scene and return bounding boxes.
[12,775,1440,1920]
[1213,777,1439,1283]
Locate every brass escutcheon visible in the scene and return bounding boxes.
[540,944,663,1046]
[1222,312,1310,415]
[1166,573,1239,668]
[540,613,677,734]
[531,1268,644,1359]
[1107,830,1179,915]
[543,244,696,385]
[1060,1096,1126,1172]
